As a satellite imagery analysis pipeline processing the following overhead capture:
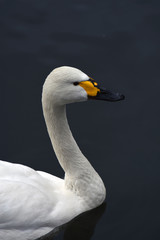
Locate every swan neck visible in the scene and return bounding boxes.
[42,93,106,209]
[42,100,91,175]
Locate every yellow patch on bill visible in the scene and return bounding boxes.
[79,81,100,97]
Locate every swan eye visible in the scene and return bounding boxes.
[73,82,79,86]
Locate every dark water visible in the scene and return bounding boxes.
[0,0,160,239]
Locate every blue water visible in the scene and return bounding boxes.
[0,0,160,239]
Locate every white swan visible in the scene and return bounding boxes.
[0,66,124,240]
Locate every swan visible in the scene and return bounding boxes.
[0,66,124,240]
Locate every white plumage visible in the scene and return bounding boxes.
[0,67,106,240]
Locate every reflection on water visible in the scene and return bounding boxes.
[37,202,106,240]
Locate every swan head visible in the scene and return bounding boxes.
[42,66,124,106]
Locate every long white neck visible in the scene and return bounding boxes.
[42,91,106,209]
[42,102,92,174]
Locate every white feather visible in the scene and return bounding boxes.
[0,66,106,240]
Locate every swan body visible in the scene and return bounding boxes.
[0,66,124,240]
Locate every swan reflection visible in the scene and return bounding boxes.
[37,202,106,240]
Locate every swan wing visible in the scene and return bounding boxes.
[0,160,60,228]
[0,160,84,238]
[37,170,64,185]
[0,180,54,227]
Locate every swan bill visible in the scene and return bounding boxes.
[79,78,125,102]
[79,80,100,97]
[93,89,125,102]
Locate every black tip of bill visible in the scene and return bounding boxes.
[90,89,125,102]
